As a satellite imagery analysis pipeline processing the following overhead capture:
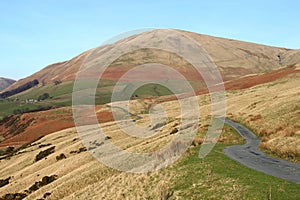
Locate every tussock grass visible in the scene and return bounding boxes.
[1,119,299,199]
[0,73,299,199]
[226,74,300,162]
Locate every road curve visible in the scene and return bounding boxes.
[219,117,300,184]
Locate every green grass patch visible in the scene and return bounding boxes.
[133,83,174,97]
[168,127,300,200]
[0,79,205,118]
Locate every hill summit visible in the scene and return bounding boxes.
[5,29,300,91]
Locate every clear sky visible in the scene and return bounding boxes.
[1,0,299,80]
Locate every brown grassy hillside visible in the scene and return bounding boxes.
[1,66,298,148]
[0,70,299,199]
[6,29,300,92]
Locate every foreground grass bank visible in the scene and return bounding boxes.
[1,124,299,200]
[170,144,300,199]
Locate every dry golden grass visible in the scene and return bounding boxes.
[225,73,300,161]
[0,127,193,199]
[0,91,239,199]
[0,71,299,199]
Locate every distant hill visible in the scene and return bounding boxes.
[5,29,300,92]
[1,29,300,119]
[0,78,15,91]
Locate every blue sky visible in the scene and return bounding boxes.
[1,0,299,80]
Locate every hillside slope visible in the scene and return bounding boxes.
[6,29,300,92]
[0,71,299,199]
[0,66,298,147]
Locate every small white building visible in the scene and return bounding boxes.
[26,99,37,103]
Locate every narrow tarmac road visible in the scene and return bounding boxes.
[219,117,300,184]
